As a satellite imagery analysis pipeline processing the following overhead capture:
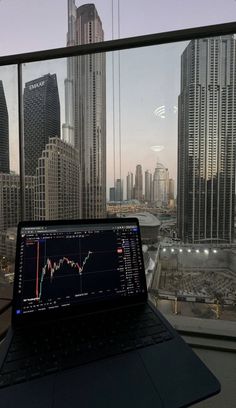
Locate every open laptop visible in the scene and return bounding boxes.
[0,218,220,408]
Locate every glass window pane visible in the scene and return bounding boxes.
[20,33,236,328]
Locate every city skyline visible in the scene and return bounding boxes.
[1,1,235,191]
[109,161,175,207]
[0,4,235,209]
[0,1,236,325]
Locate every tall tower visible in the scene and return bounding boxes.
[24,74,60,176]
[126,172,133,201]
[0,81,10,173]
[134,165,143,202]
[64,1,106,218]
[178,36,236,243]
[144,170,152,202]
[115,178,123,202]
[153,163,169,207]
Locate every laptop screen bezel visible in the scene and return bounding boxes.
[12,217,148,327]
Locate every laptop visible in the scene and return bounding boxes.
[0,217,220,408]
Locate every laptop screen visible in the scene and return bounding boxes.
[13,218,147,321]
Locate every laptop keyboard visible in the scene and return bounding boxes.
[0,304,173,388]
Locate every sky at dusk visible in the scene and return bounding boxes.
[0,0,235,195]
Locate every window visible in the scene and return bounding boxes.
[0,1,236,338]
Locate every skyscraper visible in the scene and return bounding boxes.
[34,137,81,220]
[64,0,106,218]
[109,187,116,202]
[0,173,35,255]
[178,36,236,243]
[169,178,175,201]
[0,174,35,231]
[0,80,10,173]
[24,74,60,176]
[134,165,143,201]
[126,172,134,201]
[144,170,152,202]
[153,163,169,207]
[115,178,123,202]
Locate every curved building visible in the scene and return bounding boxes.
[118,212,160,242]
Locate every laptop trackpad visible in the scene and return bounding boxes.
[54,351,163,408]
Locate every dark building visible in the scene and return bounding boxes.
[178,36,236,244]
[24,74,60,176]
[134,164,143,201]
[0,80,10,173]
[109,187,116,202]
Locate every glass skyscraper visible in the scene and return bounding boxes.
[0,80,9,173]
[178,35,236,243]
[24,74,60,176]
[134,164,143,201]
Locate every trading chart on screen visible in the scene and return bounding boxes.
[15,222,145,315]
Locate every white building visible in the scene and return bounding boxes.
[153,163,169,207]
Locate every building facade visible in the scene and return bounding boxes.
[109,187,116,202]
[0,80,10,173]
[24,74,60,176]
[0,174,35,255]
[0,173,35,231]
[34,137,81,220]
[178,36,236,243]
[153,163,169,207]
[144,170,152,202]
[126,172,134,201]
[134,164,143,202]
[115,178,123,202]
[64,0,106,218]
